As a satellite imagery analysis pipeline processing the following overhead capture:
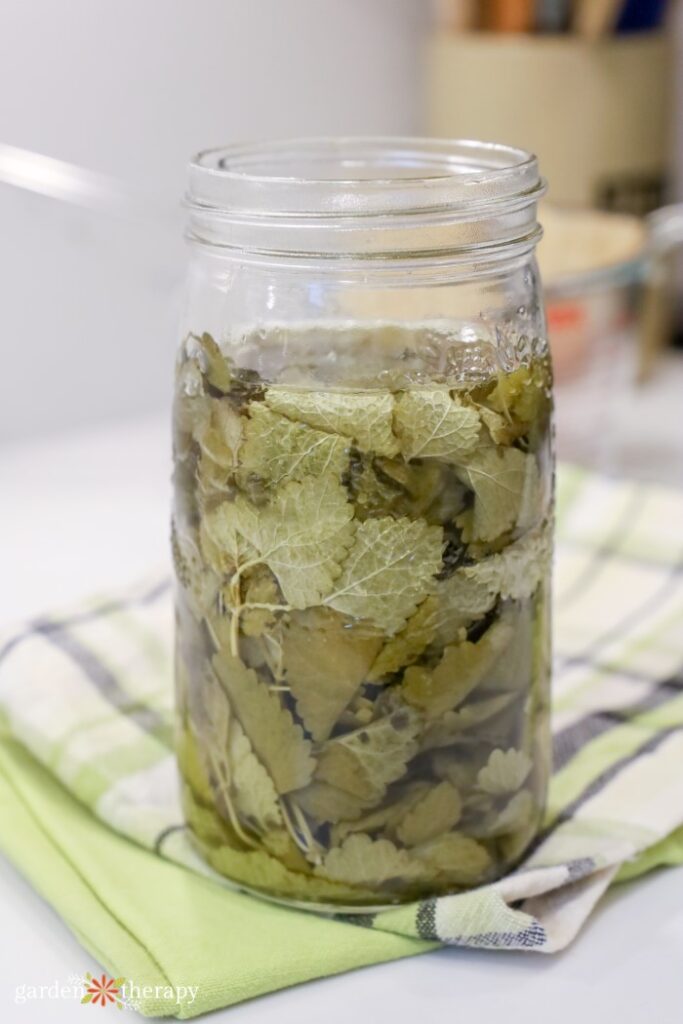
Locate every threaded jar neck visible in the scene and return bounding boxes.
[186,137,545,262]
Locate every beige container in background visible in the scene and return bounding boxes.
[427,32,672,214]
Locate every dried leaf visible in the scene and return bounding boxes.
[331,782,432,844]
[238,566,282,638]
[477,748,532,795]
[413,832,492,885]
[402,616,515,718]
[293,781,372,824]
[208,474,355,607]
[421,693,517,750]
[484,789,535,837]
[205,839,378,902]
[459,520,551,601]
[238,402,349,487]
[266,388,399,457]
[367,596,440,680]
[324,516,444,634]
[228,717,283,831]
[317,834,424,886]
[172,521,221,618]
[478,405,524,446]
[315,708,422,802]
[200,502,258,576]
[283,607,382,741]
[395,781,463,846]
[394,389,480,462]
[456,442,536,543]
[196,397,243,470]
[186,332,233,393]
[212,649,315,794]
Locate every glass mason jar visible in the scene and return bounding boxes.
[172,138,553,910]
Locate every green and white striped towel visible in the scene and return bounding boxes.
[1,464,683,955]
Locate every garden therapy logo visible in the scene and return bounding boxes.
[80,974,200,1011]
[13,974,199,1009]
[81,973,125,1009]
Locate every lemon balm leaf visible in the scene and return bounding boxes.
[315,708,422,802]
[317,834,425,887]
[239,403,349,487]
[477,748,532,795]
[394,389,480,462]
[459,520,552,601]
[402,616,515,719]
[283,607,383,741]
[456,443,536,543]
[323,516,444,634]
[265,388,399,457]
[212,650,315,794]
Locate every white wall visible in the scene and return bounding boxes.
[0,0,427,441]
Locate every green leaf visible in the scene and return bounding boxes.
[458,520,551,601]
[212,649,315,794]
[204,836,378,902]
[393,389,480,462]
[331,781,432,844]
[182,667,275,847]
[228,717,283,832]
[456,442,539,543]
[238,402,349,487]
[266,387,399,457]
[200,502,258,576]
[413,832,492,885]
[429,748,487,792]
[196,397,243,470]
[282,607,383,741]
[395,780,462,846]
[317,834,424,887]
[421,693,517,750]
[367,596,440,680]
[482,361,552,431]
[239,566,282,637]
[402,615,515,718]
[315,708,422,802]
[477,748,532,795]
[186,332,233,393]
[429,572,498,646]
[293,780,372,824]
[369,570,496,679]
[172,521,221,618]
[208,474,355,608]
[478,404,524,446]
[484,789,535,837]
[323,516,444,634]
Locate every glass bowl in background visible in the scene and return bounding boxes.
[541,203,683,487]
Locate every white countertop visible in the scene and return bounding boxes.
[1,413,683,1022]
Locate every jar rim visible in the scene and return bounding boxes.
[188,137,543,218]
[186,137,545,260]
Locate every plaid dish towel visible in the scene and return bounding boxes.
[1,464,683,956]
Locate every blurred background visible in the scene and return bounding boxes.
[1,0,682,478]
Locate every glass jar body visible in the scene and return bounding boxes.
[173,143,553,909]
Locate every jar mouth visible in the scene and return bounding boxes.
[187,137,545,259]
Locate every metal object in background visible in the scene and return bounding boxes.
[0,144,183,442]
[0,142,171,220]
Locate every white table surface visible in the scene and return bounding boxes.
[2,413,683,1023]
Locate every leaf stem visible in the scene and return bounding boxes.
[281,797,322,863]
[289,799,323,866]
[207,748,259,849]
